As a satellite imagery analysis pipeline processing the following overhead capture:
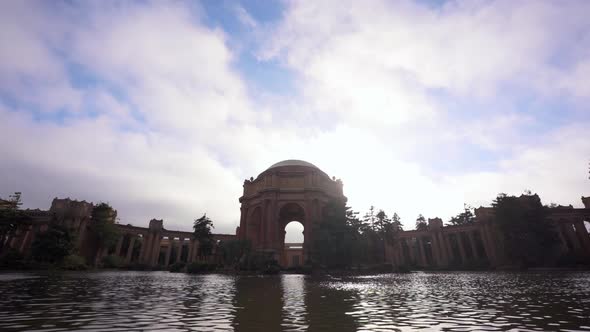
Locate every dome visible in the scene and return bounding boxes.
[266,159,319,170]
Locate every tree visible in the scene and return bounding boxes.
[415,214,428,231]
[374,210,391,236]
[193,214,214,259]
[312,200,356,268]
[218,239,251,267]
[362,206,376,231]
[0,192,30,252]
[89,203,120,253]
[31,223,74,263]
[493,193,559,267]
[448,204,476,226]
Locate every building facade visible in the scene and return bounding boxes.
[1,198,234,268]
[387,197,590,269]
[237,160,347,266]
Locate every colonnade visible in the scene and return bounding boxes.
[389,215,590,269]
[102,231,203,267]
[390,224,497,268]
[555,218,590,254]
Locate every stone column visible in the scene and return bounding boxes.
[456,233,467,263]
[564,223,581,251]
[430,234,441,267]
[397,241,404,266]
[176,238,183,263]
[262,200,269,248]
[407,239,415,264]
[443,234,454,263]
[574,220,590,253]
[187,241,193,264]
[481,224,498,265]
[165,241,173,266]
[417,237,427,267]
[125,237,136,263]
[468,231,479,259]
[115,236,124,257]
[140,233,151,263]
[193,240,200,262]
[436,232,449,266]
[77,218,88,248]
[18,227,32,253]
[151,234,161,266]
[239,207,247,240]
[556,225,569,252]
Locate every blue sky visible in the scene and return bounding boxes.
[0,0,589,237]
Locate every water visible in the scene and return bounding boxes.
[1,271,589,331]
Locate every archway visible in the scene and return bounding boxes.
[279,203,306,267]
[237,159,347,264]
[283,221,304,268]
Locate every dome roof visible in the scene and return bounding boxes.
[267,159,319,170]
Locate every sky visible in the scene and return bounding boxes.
[1,0,589,241]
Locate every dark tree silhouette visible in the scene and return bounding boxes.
[193,214,214,259]
[415,214,428,231]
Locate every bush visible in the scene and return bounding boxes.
[263,264,281,275]
[186,262,217,274]
[0,249,25,269]
[169,262,186,273]
[31,224,74,263]
[102,254,124,268]
[128,262,149,271]
[61,254,88,270]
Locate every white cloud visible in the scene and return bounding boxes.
[0,0,589,235]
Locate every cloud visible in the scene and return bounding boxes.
[0,0,589,235]
[233,5,258,29]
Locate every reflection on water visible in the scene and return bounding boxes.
[0,271,590,331]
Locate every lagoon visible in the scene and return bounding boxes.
[1,271,589,331]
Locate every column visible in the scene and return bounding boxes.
[77,218,88,248]
[139,233,151,263]
[407,239,416,264]
[430,234,441,267]
[18,227,32,253]
[444,234,454,264]
[456,233,467,264]
[115,236,124,257]
[175,238,183,263]
[186,239,194,264]
[574,220,590,253]
[436,233,448,266]
[481,224,498,264]
[125,237,136,263]
[164,240,172,266]
[564,223,581,251]
[468,231,479,259]
[556,225,569,252]
[193,240,200,262]
[417,237,427,267]
[150,234,161,266]
[397,241,404,266]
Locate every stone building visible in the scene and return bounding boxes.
[237,159,347,266]
[1,198,234,268]
[386,197,590,269]
[2,160,589,270]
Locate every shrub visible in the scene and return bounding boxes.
[61,254,88,270]
[169,262,186,273]
[0,249,25,269]
[102,254,124,268]
[128,262,149,271]
[186,262,217,274]
[31,224,74,263]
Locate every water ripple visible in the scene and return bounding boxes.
[0,271,589,331]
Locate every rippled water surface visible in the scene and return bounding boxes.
[1,271,590,331]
